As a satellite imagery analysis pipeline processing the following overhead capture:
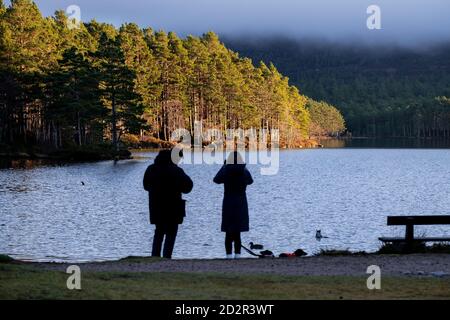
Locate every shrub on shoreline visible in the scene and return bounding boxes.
[378,242,450,254]
[0,255,14,263]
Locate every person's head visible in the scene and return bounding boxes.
[155,148,183,165]
[226,151,245,165]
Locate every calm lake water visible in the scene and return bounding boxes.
[1,148,450,262]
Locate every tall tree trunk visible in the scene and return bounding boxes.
[77,111,82,146]
[111,90,118,151]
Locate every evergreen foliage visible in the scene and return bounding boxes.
[225,37,450,138]
[0,1,344,151]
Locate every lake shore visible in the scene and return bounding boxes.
[0,136,324,164]
[0,146,134,170]
[16,254,450,277]
[2,254,450,299]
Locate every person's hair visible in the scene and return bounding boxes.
[226,151,245,165]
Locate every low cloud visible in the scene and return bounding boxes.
[19,0,450,46]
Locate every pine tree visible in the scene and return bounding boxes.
[52,10,96,56]
[119,24,160,136]
[0,0,325,150]
[167,32,190,131]
[0,0,57,144]
[2,0,57,73]
[184,35,210,132]
[306,99,346,137]
[96,33,143,151]
[48,47,104,146]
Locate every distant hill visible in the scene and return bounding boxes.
[224,37,450,137]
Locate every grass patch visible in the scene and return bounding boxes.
[0,263,449,300]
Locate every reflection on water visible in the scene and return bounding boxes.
[1,149,450,262]
[0,158,50,170]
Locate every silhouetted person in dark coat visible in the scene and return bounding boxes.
[143,149,193,259]
[214,151,254,259]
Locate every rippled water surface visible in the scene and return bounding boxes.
[1,149,450,262]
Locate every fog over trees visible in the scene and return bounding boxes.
[225,37,450,138]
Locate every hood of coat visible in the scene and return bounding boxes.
[154,150,176,166]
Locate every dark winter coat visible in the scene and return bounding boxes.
[214,164,254,233]
[143,151,193,225]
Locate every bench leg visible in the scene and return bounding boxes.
[405,224,414,242]
[405,224,414,253]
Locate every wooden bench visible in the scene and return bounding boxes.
[379,216,450,245]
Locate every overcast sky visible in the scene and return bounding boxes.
[6,0,450,45]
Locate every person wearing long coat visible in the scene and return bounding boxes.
[143,149,193,259]
[214,152,254,259]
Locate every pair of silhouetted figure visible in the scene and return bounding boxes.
[143,149,253,259]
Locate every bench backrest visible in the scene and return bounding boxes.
[387,216,450,226]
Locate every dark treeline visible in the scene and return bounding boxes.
[0,1,345,155]
[224,37,450,138]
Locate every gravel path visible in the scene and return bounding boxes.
[32,254,450,277]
